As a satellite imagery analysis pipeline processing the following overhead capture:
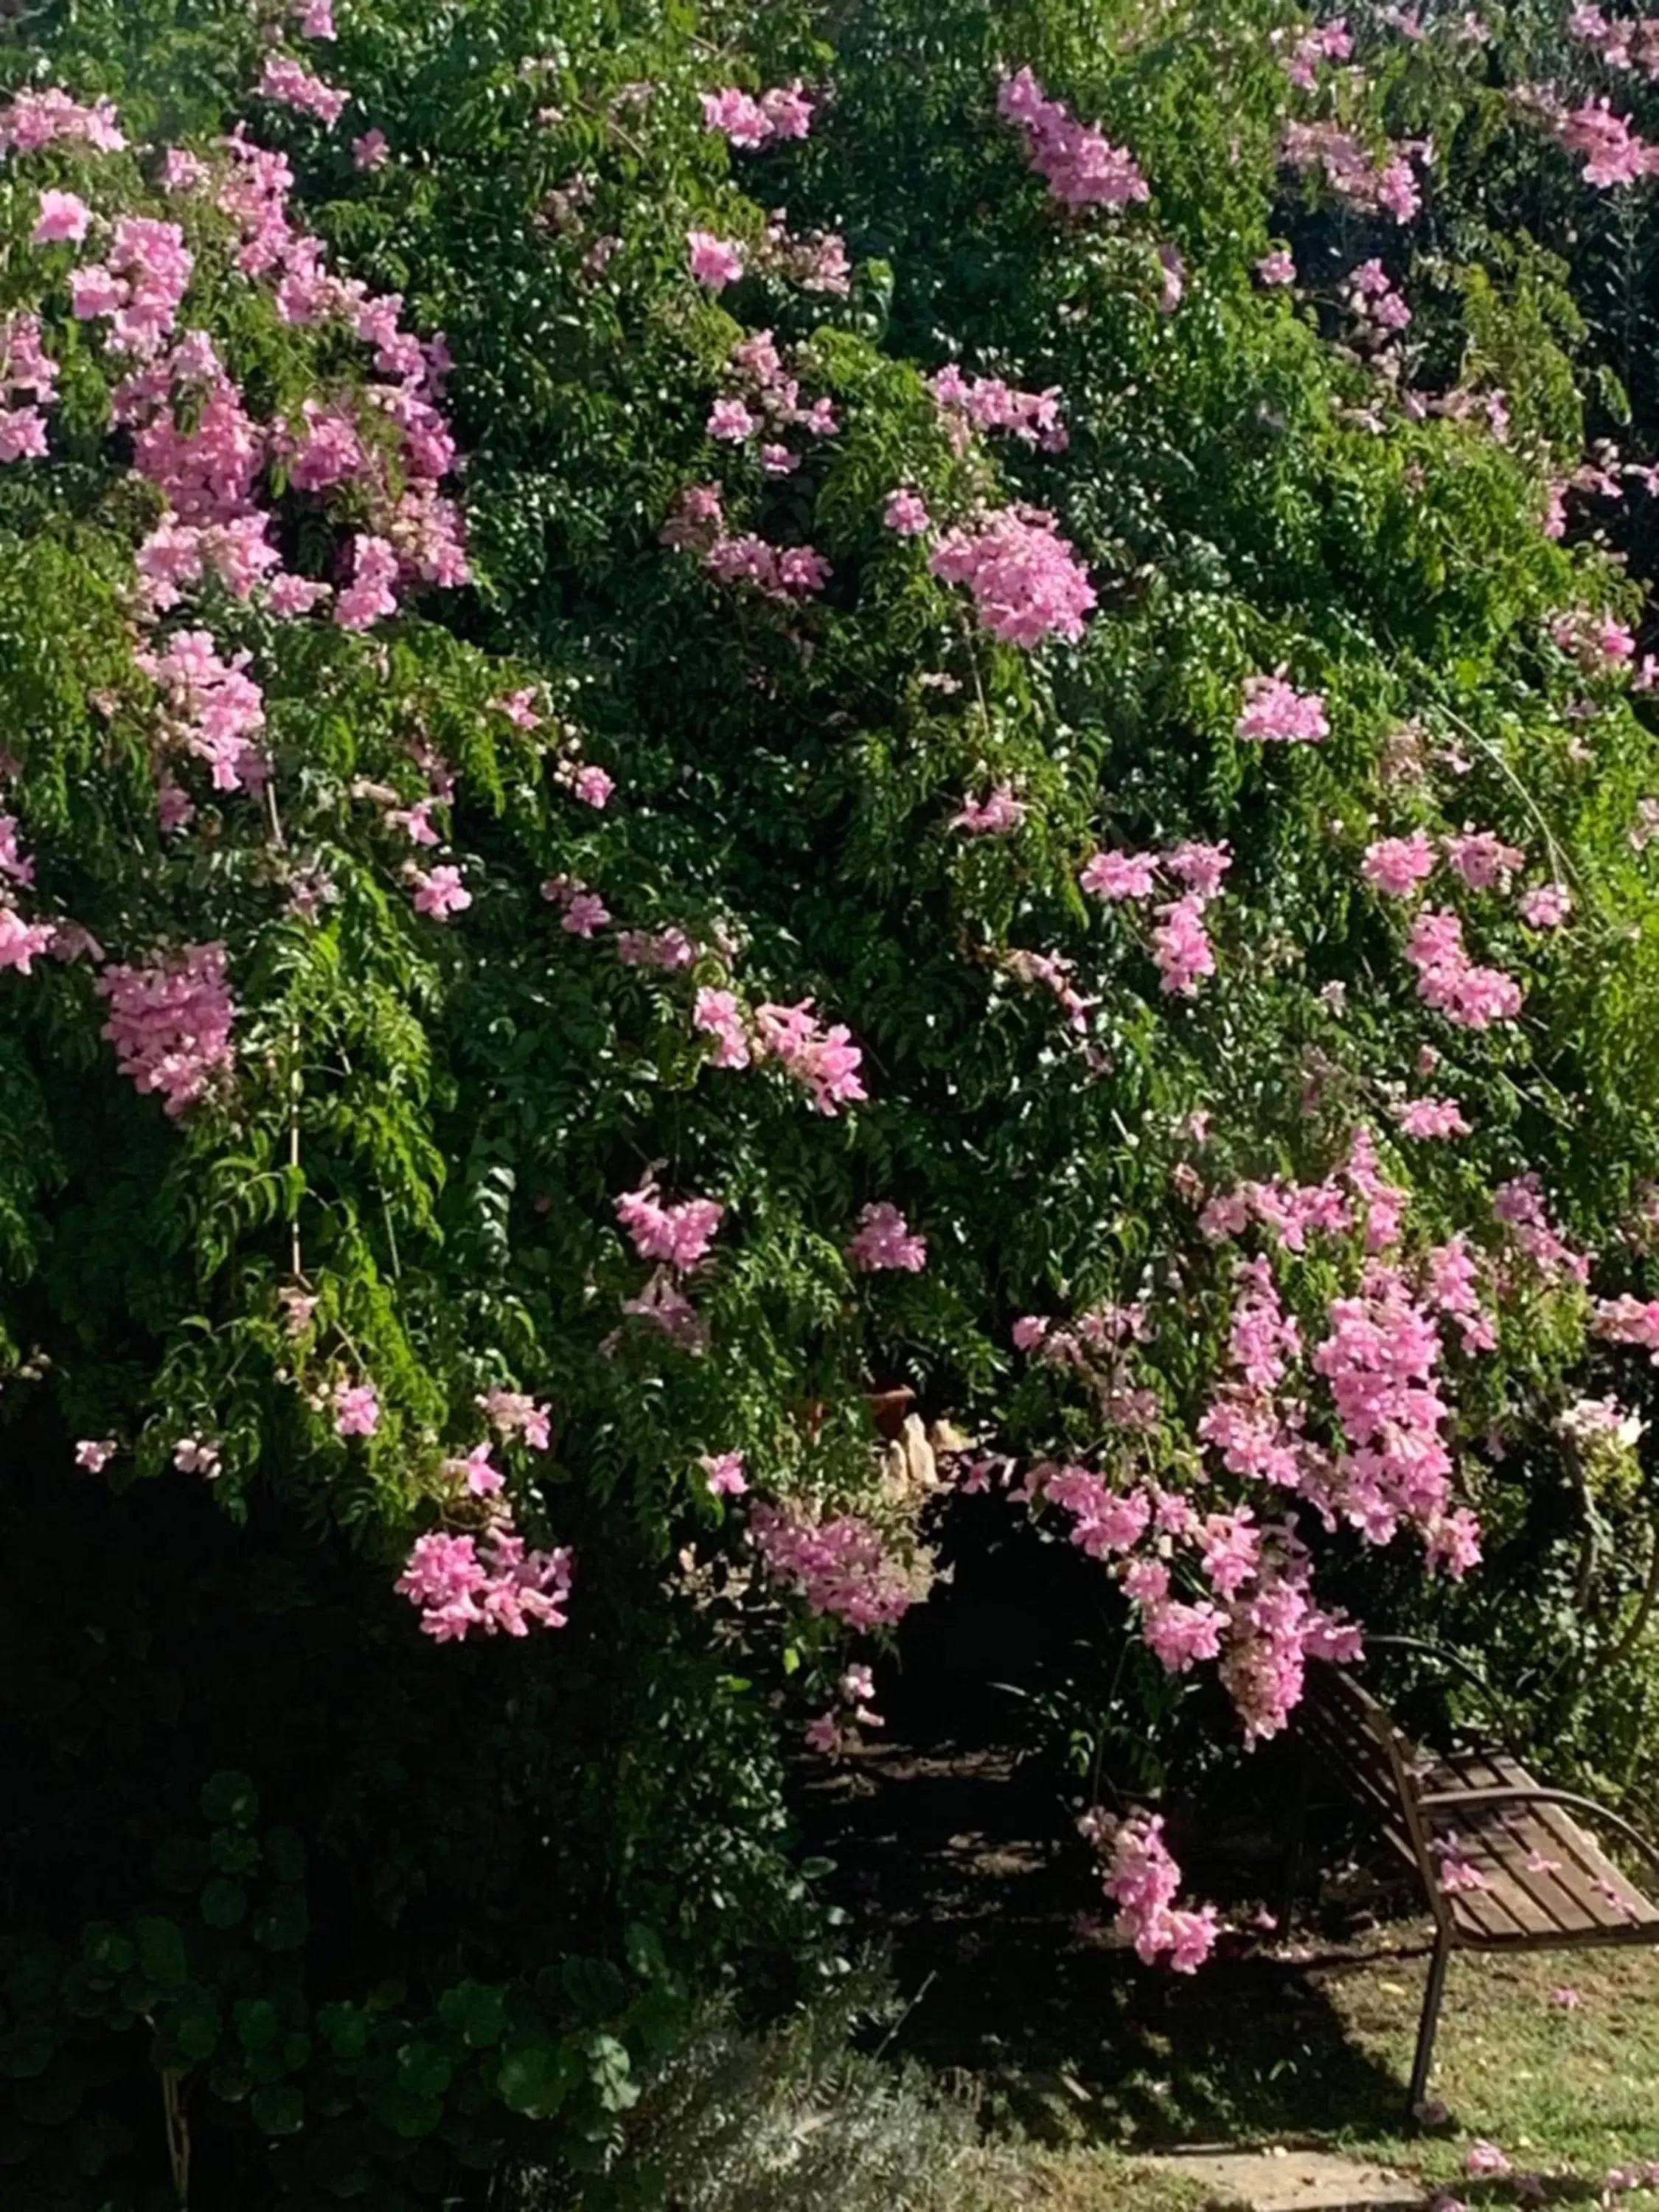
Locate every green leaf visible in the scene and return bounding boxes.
[235,1998,280,2053]
[497,2036,580,2120]
[134,1917,187,1990]
[201,1879,247,1930]
[199,1771,258,1828]
[437,1980,507,2048]
[251,2082,305,2136]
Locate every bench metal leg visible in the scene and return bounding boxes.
[1408,1928,1452,2121]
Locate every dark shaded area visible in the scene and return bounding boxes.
[798,1520,1424,2150]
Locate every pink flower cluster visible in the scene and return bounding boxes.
[928,366,1067,451]
[1237,673,1329,743]
[1281,17,1354,88]
[1256,247,1297,286]
[703,328,841,474]
[1405,908,1523,1028]
[1151,895,1215,997]
[750,1500,917,1629]
[1313,1263,1456,1543]
[700,1450,748,1498]
[1394,1095,1471,1139]
[848,1202,928,1272]
[1570,4,1659,78]
[996,67,1150,210]
[0,310,59,465]
[752,998,868,1113]
[396,1520,573,1641]
[1493,1173,1589,1285]
[258,55,349,129]
[135,628,268,792]
[1552,97,1658,187]
[1595,1293,1659,1360]
[700,82,813,147]
[931,506,1096,646]
[95,942,237,1116]
[688,229,745,288]
[885,487,931,534]
[0,86,126,156]
[479,1388,552,1452]
[1281,121,1423,222]
[71,215,194,358]
[1363,829,1436,896]
[1551,605,1636,669]
[664,480,831,601]
[616,1179,725,1270]
[1089,1809,1218,1970]
[1001,945,1096,1033]
[950,784,1026,835]
[333,1382,380,1436]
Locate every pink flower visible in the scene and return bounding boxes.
[74,1439,116,1472]
[1465,2143,1510,2179]
[931,507,1095,646]
[563,890,610,936]
[884,487,931,534]
[1444,830,1525,891]
[1394,1096,1472,1139]
[701,88,772,148]
[0,87,126,157]
[69,265,128,320]
[445,1441,504,1495]
[1151,894,1215,995]
[707,397,757,441]
[95,943,235,1113]
[335,533,400,629]
[753,998,866,1113]
[848,1201,928,1273]
[411,864,471,920]
[1362,830,1436,896]
[616,1179,725,1270]
[173,1436,221,1478]
[0,406,49,464]
[1405,908,1523,1028]
[572,764,613,808]
[352,129,389,170]
[1551,1985,1582,2009]
[751,1500,917,1630]
[1237,673,1329,743]
[396,1517,572,1641]
[693,987,752,1068]
[32,189,92,246]
[996,67,1149,209]
[258,53,348,128]
[1081,849,1158,900]
[479,1388,552,1453]
[688,230,745,287]
[700,1450,748,1496]
[950,785,1026,835]
[333,1382,380,1437]
[1256,248,1296,285]
[1163,840,1232,900]
[1518,883,1572,928]
[1089,1809,1219,1972]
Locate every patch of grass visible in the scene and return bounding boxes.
[915,1938,1659,2212]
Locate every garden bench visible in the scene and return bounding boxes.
[1287,1646,1659,2119]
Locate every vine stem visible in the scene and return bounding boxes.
[161,2067,189,2206]
[1607,1512,1659,1672]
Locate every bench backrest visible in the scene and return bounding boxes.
[1298,1658,1446,1924]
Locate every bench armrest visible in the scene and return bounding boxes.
[1414,1785,1659,1890]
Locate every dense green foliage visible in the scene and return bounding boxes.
[9,0,1659,2202]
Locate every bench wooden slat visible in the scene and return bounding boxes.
[1296,1660,1659,1954]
